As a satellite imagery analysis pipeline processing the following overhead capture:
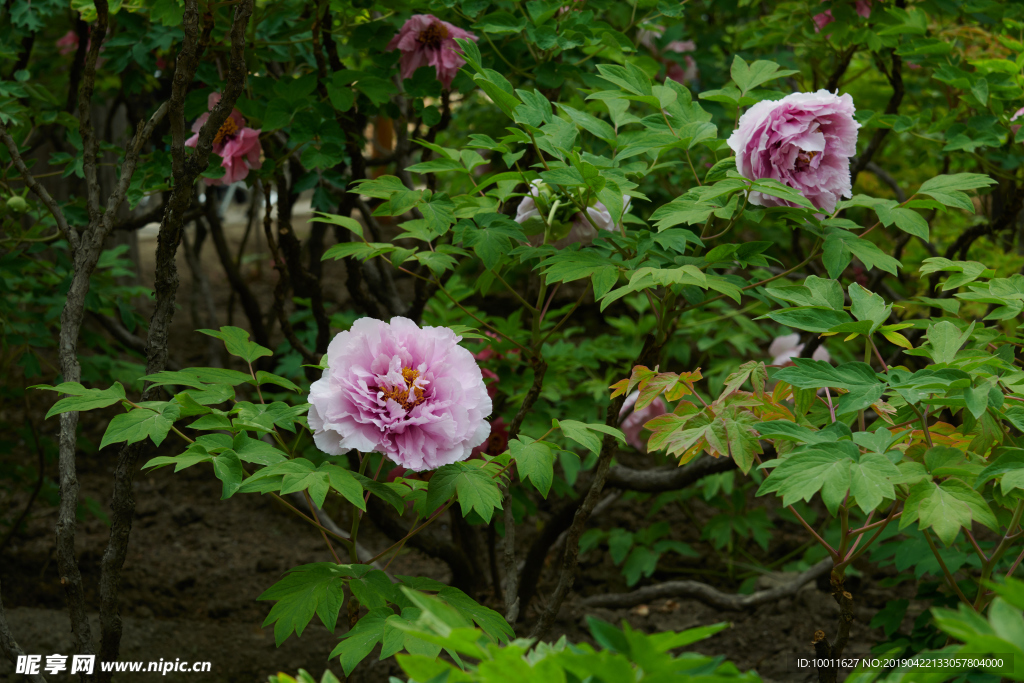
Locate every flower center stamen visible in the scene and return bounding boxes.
[417,22,449,49]
[380,367,426,411]
[213,117,239,146]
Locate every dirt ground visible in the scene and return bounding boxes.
[0,194,914,683]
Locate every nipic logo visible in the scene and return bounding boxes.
[16,654,95,675]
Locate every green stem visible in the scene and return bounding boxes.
[975,499,1024,610]
[923,528,974,609]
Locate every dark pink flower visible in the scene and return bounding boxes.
[470,417,508,459]
[57,31,79,56]
[814,0,872,32]
[387,14,478,90]
[186,92,262,186]
[727,90,860,213]
[618,391,668,452]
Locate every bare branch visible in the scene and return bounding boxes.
[0,120,77,250]
[581,559,832,611]
[606,455,738,492]
[96,2,254,679]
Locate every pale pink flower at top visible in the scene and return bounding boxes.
[1011,107,1024,136]
[727,90,860,214]
[57,31,79,56]
[186,92,262,186]
[516,180,631,249]
[307,317,492,471]
[618,391,668,452]
[638,25,699,84]
[769,333,832,366]
[387,14,478,90]
[664,40,699,84]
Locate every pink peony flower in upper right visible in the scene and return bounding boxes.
[387,14,478,90]
[618,391,668,452]
[307,317,492,472]
[186,92,262,186]
[727,90,860,214]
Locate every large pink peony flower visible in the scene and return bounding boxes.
[727,90,860,214]
[387,14,478,90]
[516,181,631,248]
[186,92,262,186]
[308,317,492,471]
[618,391,668,452]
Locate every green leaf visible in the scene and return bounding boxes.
[889,207,929,240]
[848,282,891,334]
[260,563,353,646]
[924,320,974,364]
[232,433,288,466]
[437,587,513,643]
[557,419,626,455]
[849,453,900,514]
[330,608,392,675]
[901,480,972,545]
[198,326,272,364]
[758,443,857,514]
[322,463,366,511]
[730,55,799,95]
[823,227,901,278]
[765,307,851,333]
[457,214,526,270]
[509,436,555,497]
[426,461,504,523]
[38,381,127,419]
[100,403,181,450]
[213,449,244,499]
[310,211,364,237]
[915,174,996,212]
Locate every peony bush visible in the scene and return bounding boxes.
[4,1,1024,682]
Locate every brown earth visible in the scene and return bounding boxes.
[0,194,915,683]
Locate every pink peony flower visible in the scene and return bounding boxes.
[618,391,668,452]
[387,14,478,90]
[186,92,262,186]
[727,90,860,214]
[57,31,79,56]
[769,333,831,366]
[516,181,631,248]
[308,317,492,471]
[813,10,835,31]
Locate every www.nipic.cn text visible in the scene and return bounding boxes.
[16,655,213,675]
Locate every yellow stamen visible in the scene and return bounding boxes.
[416,22,450,48]
[380,368,426,411]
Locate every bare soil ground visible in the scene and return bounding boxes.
[0,195,913,683]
